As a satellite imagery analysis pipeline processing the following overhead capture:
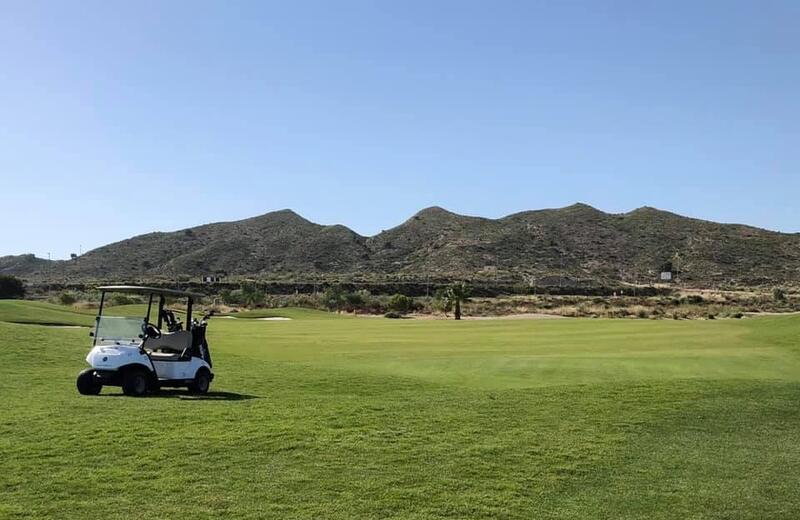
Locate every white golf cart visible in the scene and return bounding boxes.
[76,286,214,397]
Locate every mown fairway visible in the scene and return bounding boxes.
[1,301,799,519]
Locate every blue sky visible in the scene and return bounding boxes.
[1,1,798,259]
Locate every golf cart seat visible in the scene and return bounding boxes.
[144,330,191,353]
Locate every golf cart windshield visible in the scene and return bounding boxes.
[95,316,145,344]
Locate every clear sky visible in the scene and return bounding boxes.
[1,1,798,259]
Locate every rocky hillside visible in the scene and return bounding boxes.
[3,204,799,288]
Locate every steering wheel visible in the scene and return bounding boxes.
[144,323,162,339]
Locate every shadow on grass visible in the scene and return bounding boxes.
[102,390,259,401]
[10,321,90,327]
[156,390,259,401]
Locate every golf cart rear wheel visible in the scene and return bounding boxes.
[76,368,102,395]
[122,367,149,397]
[188,368,211,395]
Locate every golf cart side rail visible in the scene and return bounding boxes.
[97,285,204,299]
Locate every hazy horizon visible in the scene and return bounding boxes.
[2,1,798,259]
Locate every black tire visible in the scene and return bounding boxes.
[122,367,150,397]
[76,368,102,395]
[188,368,211,395]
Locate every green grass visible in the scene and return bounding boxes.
[0,300,95,326]
[0,300,180,327]
[222,306,350,320]
[1,301,799,518]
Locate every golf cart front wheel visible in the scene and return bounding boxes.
[76,368,102,395]
[188,368,211,395]
[122,367,149,397]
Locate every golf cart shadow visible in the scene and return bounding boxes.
[149,389,258,401]
[102,389,257,400]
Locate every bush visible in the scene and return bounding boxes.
[433,289,453,314]
[321,286,347,311]
[110,294,139,306]
[683,295,704,305]
[241,284,265,308]
[343,291,367,312]
[773,288,787,302]
[388,294,414,313]
[220,288,243,305]
[58,292,78,305]
[0,275,25,299]
[293,293,322,309]
[384,311,403,319]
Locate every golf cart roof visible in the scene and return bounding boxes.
[97,285,203,299]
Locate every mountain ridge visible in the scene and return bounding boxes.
[3,204,799,288]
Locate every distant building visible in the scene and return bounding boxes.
[659,261,675,282]
[202,273,226,283]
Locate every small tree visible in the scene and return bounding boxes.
[0,275,25,299]
[321,285,347,312]
[388,294,414,314]
[773,287,787,303]
[241,283,265,308]
[58,291,78,305]
[111,294,138,306]
[433,288,453,317]
[445,282,471,320]
[220,288,244,306]
[344,291,363,308]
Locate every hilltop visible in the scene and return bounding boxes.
[3,204,799,288]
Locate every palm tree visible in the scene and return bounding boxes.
[446,282,471,320]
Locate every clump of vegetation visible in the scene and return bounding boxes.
[387,294,414,314]
[58,292,78,305]
[683,294,705,305]
[321,286,347,312]
[773,287,787,303]
[218,288,239,306]
[173,284,799,320]
[453,289,795,321]
[110,294,141,306]
[432,289,452,316]
[219,284,266,308]
[319,286,370,313]
[344,290,370,312]
[0,275,25,299]
[241,284,266,308]
[437,282,471,320]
